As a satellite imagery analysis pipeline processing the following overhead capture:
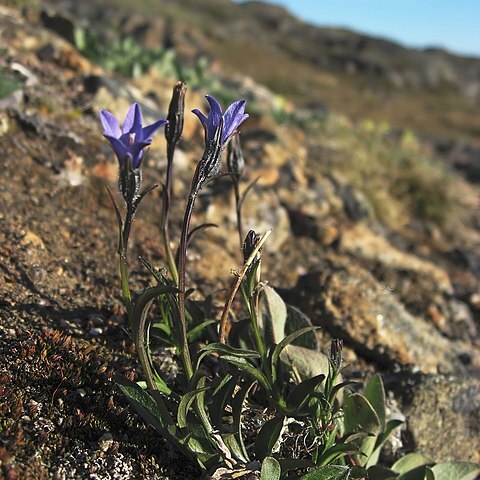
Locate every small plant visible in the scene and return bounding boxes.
[98,83,480,479]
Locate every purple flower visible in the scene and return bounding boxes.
[100,103,167,169]
[192,96,248,145]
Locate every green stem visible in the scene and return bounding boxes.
[119,253,133,323]
[177,194,196,380]
[162,141,179,285]
[118,206,156,391]
[233,180,243,250]
[162,229,178,286]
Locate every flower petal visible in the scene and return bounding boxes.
[105,136,128,163]
[222,99,248,142]
[122,103,144,138]
[130,140,152,168]
[205,95,223,141]
[100,110,121,138]
[142,118,168,141]
[192,109,208,126]
[192,108,209,140]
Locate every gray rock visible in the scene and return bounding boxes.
[287,256,477,373]
[386,373,480,463]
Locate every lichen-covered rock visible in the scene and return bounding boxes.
[386,373,480,464]
[286,257,478,374]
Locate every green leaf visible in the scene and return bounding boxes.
[363,374,386,430]
[424,467,435,480]
[299,465,350,480]
[132,285,179,343]
[285,374,326,414]
[278,458,315,474]
[285,304,319,350]
[280,344,330,380]
[343,392,381,466]
[316,443,362,467]
[187,320,217,342]
[255,416,285,461]
[397,466,433,480]
[349,466,369,479]
[392,453,434,475]
[329,380,359,404]
[196,342,259,370]
[366,419,404,468]
[230,380,256,462]
[221,355,271,390]
[139,256,169,285]
[366,465,398,480]
[222,433,249,463]
[271,327,321,383]
[115,375,171,431]
[177,386,210,429]
[261,456,281,480]
[262,285,287,344]
[430,462,480,480]
[209,374,237,429]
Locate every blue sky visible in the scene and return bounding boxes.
[237,0,480,58]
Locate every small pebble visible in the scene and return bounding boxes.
[76,388,86,397]
[98,432,114,452]
[89,327,102,337]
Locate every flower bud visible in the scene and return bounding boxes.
[242,229,261,263]
[165,81,187,146]
[329,338,343,372]
[227,134,245,178]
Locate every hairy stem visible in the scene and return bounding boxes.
[119,204,135,324]
[119,253,133,322]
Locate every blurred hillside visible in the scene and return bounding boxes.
[36,0,480,142]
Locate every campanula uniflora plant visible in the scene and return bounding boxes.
[99,85,480,480]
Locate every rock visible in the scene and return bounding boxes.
[98,432,114,452]
[286,257,476,373]
[340,184,373,221]
[387,373,480,463]
[40,10,75,44]
[340,223,453,293]
[21,230,45,249]
[88,327,102,337]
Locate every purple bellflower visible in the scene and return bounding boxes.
[190,96,249,192]
[100,103,167,170]
[192,95,248,146]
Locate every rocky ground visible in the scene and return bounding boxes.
[0,4,479,479]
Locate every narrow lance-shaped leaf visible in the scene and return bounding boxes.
[196,343,260,370]
[209,374,237,429]
[221,355,271,390]
[255,416,285,461]
[285,373,326,414]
